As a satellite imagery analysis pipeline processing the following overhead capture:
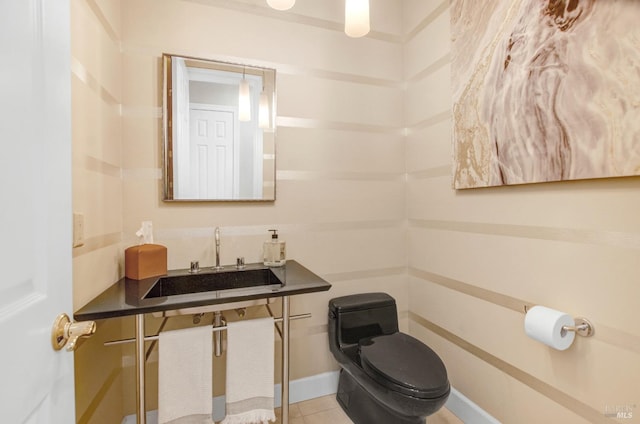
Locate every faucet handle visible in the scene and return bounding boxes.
[189,260,200,273]
[236,257,245,269]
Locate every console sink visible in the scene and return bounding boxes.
[74,260,330,322]
[143,267,282,299]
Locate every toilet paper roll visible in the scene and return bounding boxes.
[524,306,575,351]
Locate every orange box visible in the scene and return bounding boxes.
[125,244,167,280]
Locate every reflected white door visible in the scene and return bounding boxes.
[172,58,191,198]
[0,0,75,422]
[189,107,235,199]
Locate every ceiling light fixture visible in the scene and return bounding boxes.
[266,0,371,38]
[345,0,370,38]
[266,0,295,11]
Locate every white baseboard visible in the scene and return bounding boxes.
[121,371,499,424]
[446,386,501,424]
[121,371,340,424]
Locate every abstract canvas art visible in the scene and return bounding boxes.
[451,0,640,189]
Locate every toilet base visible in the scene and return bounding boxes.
[336,369,424,424]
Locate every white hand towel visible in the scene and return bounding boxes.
[222,317,276,424]
[158,326,213,424]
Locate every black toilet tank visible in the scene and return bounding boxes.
[329,293,399,350]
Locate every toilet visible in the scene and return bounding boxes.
[328,293,450,424]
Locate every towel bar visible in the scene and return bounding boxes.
[122,298,301,424]
[103,313,311,346]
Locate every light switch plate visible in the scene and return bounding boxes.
[73,213,85,248]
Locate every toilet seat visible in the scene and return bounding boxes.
[359,333,449,400]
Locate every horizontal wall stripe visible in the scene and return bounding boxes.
[277,116,404,135]
[277,170,405,182]
[290,323,328,339]
[410,312,611,424]
[276,122,405,141]
[122,44,401,89]
[407,166,451,180]
[275,220,405,233]
[406,110,451,133]
[155,227,226,240]
[156,220,405,240]
[277,64,403,88]
[72,232,122,258]
[410,219,640,250]
[409,267,530,314]
[123,162,406,185]
[185,0,402,44]
[71,57,120,107]
[322,266,406,283]
[84,155,121,178]
[407,52,450,84]
[121,105,162,119]
[179,313,408,341]
[589,322,640,356]
[411,268,640,355]
[76,367,120,424]
[85,0,119,43]
[404,0,450,44]
[122,168,162,181]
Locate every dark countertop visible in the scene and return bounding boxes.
[74,260,331,321]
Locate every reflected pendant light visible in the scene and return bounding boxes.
[267,0,295,11]
[345,0,370,38]
[259,91,270,129]
[259,69,270,129]
[239,70,251,122]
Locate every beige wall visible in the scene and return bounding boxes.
[119,2,408,414]
[72,0,640,422]
[71,0,126,422]
[405,1,640,423]
[73,0,407,420]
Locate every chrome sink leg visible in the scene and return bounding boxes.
[282,296,290,424]
[136,313,146,424]
[214,311,224,357]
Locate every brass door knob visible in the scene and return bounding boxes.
[51,313,96,351]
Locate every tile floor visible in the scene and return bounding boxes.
[271,394,463,424]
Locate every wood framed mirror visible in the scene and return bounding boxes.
[162,54,276,201]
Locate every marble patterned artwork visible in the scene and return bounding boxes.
[451,0,640,189]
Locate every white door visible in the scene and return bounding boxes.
[0,1,75,422]
[189,106,236,198]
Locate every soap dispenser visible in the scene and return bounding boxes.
[263,229,286,267]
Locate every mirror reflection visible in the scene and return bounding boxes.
[162,54,276,201]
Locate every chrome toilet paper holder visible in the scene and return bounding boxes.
[524,305,595,338]
[561,317,594,337]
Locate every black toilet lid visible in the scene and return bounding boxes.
[359,333,449,399]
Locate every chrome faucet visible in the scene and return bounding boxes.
[213,227,223,270]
